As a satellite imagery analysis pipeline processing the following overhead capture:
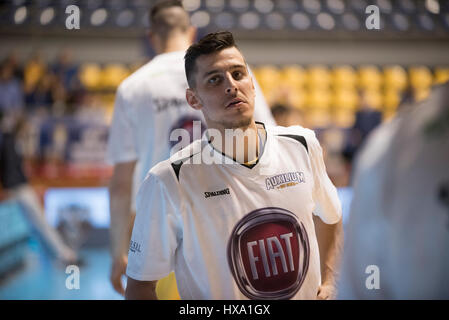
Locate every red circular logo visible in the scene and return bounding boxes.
[227,207,310,300]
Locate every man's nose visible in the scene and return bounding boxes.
[225,75,237,94]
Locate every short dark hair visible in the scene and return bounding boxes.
[149,0,190,37]
[270,104,291,119]
[184,31,237,88]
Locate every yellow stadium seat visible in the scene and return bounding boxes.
[280,65,307,90]
[288,89,307,110]
[409,66,432,89]
[24,59,46,89]
[358,65,382,90]
[333,109,356,128]
[271,87,306,110]
[434,67,449,84]
[383,89,401,110]
[360,89,383,110]
[383,65,408,91]
[79,63,102,90]
[307,65,331,90]
[101,63,131,90]
[306,89,331,109]
[383,108,397,122]
[254,65,280,91]
[332,65,357,89]
[414,87,431,102]
[332,88,359,111]
[306,108,331,128]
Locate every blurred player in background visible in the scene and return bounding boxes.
[107,0,275,298]
[339,82,449,299]
[125,31,342,300]
[271,103,305,127]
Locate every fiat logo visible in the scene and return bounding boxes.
[227,207,310,300]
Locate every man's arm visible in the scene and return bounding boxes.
[314,216,344,300]
[125,278,158,300]
[109,160,137,296]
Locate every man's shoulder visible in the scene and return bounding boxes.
[149,139,204,182]
[268,124,318,150]
[269,124,315,137]
[117,52,185,96]
[116,61,152,95]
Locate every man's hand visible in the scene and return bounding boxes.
[313,216,343,300]
[317,283,337,300]
[110,254,128,296]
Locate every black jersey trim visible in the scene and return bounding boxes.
[242,162,258,169]
[171,162,183,181]
[277,134,309,154]
[255,121,266,129]
[170,153,196,181]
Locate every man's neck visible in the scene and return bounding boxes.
[158,37,191,55]
[208,121,260,164]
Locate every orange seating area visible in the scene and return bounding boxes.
[78,61,144,116]
[76,62,448,129]
[254,64,448,128]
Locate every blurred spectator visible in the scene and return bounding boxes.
[52,49,79,93]
[3,50,24,80]
[29,73,54,111]
[0,60,24,114]
[74,93,107,126]
[52,49,85,112]
[343,90,382,165]
[271,104,305,127]
[320,127,351,188]
[0,110,77,265]
[51,81,68,116]
[24,52,50,111]
[338,83,449,299]
[0,112,27,191]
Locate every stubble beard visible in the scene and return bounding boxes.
[221,115,252,130]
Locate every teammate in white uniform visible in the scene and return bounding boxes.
[338,83,449,299]
[107,1,275,297]
[125,31,343,300]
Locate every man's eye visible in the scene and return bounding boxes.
[233,71,243,79]
[208,76,220,84]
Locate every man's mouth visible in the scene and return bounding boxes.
[226,98,244,108]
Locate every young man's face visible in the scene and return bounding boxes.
[187,46,256,130]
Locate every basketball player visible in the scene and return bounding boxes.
[124,31,343,300]
[107,1,275,298]
[338,83,449,299]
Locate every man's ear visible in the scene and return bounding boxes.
[249,71,256,99]
[186,88,202,110]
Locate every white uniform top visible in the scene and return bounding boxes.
[106,51,276,209]
[127,123,342,300]
[338,83,449,299]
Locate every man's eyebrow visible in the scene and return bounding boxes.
[203,64,247,77]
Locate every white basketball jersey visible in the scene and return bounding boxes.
[127,123,342,299]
